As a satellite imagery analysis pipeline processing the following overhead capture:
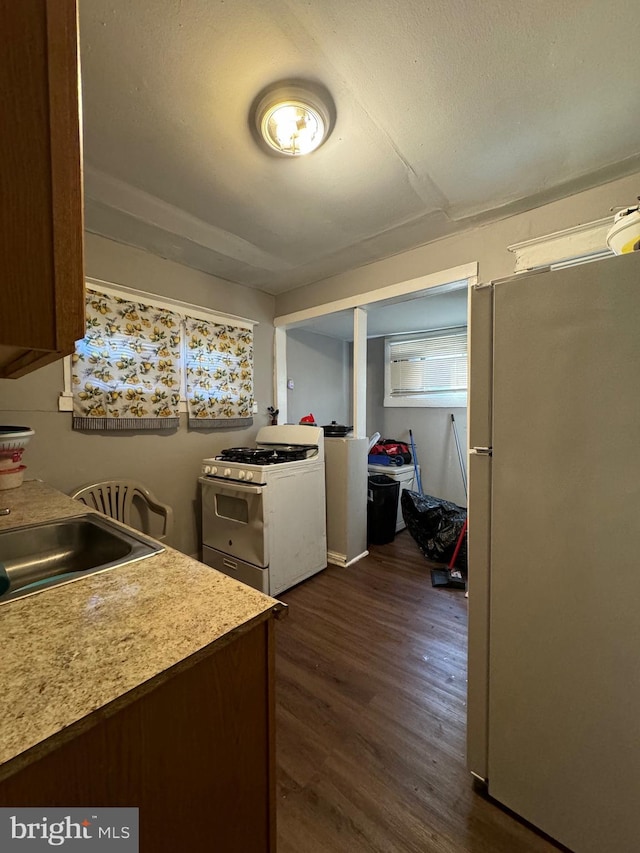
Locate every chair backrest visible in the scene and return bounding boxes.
[70,479,173,542]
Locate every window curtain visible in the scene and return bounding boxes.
[72,289,182,430]
[184,317,254,429]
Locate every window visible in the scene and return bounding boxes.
[72,289,184,429]
[384,327,468,408]
[184,316,254,428]
[60,279,256,430]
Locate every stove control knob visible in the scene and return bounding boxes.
[210,466,218,476]
[223,468,231,477]
[245,471,254,481]
[203,465,212,474]
[238,471,246,479]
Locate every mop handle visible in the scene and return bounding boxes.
[409,429,423,495]
[451,414,468,499]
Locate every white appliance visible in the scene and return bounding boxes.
[366,462,418,532]
[199,425,327,596]
[325,436,368,567]
[467,251,640,853]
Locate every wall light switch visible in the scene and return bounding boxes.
[287,379,294,390]
[252,402,258,414]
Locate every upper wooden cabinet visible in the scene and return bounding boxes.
[0,0,84,379]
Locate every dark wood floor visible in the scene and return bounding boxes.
[275,530,563,853]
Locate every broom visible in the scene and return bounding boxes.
[430,518,467,589]
[431,414,468,590]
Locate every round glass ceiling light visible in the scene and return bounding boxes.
[253,83,334,157]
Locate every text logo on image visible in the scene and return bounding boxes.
[0,808,138,851]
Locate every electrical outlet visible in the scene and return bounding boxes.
[287,379,294,390]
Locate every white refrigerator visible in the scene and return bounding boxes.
[467,250,640,853]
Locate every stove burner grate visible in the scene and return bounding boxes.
[219,447,274,463]
[218,445,314,464]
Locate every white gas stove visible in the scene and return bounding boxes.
[199,425,327,595]
[201,424,323,485]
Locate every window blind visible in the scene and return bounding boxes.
[388,329,467,401]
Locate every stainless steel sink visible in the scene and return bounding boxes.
[0,514,164,604]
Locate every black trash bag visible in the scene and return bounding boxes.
[401,490,467,564]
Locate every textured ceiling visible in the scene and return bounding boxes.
[80,0,640,295]
[288,286,469,341]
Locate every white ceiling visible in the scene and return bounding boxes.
[288,284,468,341]
[79,0,640,295]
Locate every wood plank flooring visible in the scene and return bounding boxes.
[275,531,563,853]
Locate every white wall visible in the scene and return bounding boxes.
[277,172,640,508]
[367,337,467,507]
[285,329,350,426]
[6,172,636,553]
[0,234,275,556]
[275,172,640,317]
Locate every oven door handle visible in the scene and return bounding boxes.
[199,476,264,496]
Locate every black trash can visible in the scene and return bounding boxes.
[367,474,400,545]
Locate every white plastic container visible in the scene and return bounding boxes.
[606,206,640,255]
[0,451,24,471]
[0,465,26,490]
[0,427,35,455]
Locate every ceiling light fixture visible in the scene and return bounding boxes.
[252,82,335,157]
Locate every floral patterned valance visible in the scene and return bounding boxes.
[72,289,182,430]
[185,317,254,429]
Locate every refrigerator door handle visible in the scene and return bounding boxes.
[471,447,493,456]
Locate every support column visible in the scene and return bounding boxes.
[273,327,287,424]
[352,308,367,438]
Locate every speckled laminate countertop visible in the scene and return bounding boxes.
[0,480,283,782]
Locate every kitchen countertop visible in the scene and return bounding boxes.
[0,480,283,782]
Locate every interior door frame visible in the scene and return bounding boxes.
[272,262,478,432]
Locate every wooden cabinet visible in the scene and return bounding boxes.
[0,619,277,853]
[0,0,84,379]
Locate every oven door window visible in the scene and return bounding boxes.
[216,493,249,524]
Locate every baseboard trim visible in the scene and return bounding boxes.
[327,549,369,568]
